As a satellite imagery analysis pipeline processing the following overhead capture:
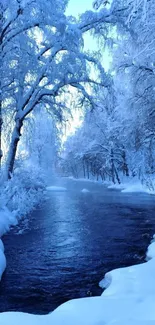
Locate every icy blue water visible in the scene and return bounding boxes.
[0,178,155,314]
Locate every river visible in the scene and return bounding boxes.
[0,178,155,314]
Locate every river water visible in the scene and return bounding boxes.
[0,178,155,314]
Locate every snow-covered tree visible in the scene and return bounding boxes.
[22,108,58,177]
[61,0,155,186]
[1,0,119,179]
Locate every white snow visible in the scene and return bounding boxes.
[46,186,67,191]
[0,240,4,253]
[0,239,6,280]
[0,207,18,237]
[81,188,90,193]
[121,182,148,193]
[0,249,6,281]
[68,176,155,195]
[68,176,103,183]
[1,238,155,324]
[108,183,126,190]
[108,178,154,194]
[146,238,155,260]
[0,207,18,279]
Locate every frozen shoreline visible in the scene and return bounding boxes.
[0,178,155,324]
[0,237,155,324]
[0,207,18,279]
[68,176,155,195]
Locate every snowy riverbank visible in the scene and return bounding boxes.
[68,176,155,195]
[0,237,155,324]
[0,207,18,279]
[107,177,155,194]
[0,165,46,279]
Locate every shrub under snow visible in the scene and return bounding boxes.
[0,162,47,279]
[0,163,46,235]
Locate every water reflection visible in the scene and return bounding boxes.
[0,179,155,314]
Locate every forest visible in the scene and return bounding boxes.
[1,0,155,204]
[1,1,155,325]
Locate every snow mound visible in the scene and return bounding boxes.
[46,186,67,191]
[1,238,155,324]
[0,207,18,237]
[108,183,125,190]
[107,178,152,194]
[0,312,43,325]
[0,249,6,280]
[0,239,6,280]
[81,188,90,193]
[0,239,4,253]
[0,207,17,278]
[121,183,148,193]
[68,177,103,183]
[146,239,155,260]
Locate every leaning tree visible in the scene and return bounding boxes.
[1,0,136,179]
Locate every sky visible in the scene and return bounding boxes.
[66,0,111,68]
[62,0,111,142]
[66,0,94,17]
[66,0,98,53]
[62,1,95,142]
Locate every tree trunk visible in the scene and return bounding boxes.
[6,118,23,179]
[100,172,105,181]
[86,161,89,179]
[122,149,129,176]
[83,159,86,178]
[111,149,115,184]
[114,167,121,184]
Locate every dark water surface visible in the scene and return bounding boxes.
[0,178,155,314]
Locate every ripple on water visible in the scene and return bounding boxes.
[0,180,155,314]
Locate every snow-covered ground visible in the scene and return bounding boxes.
[68,176,103,183]
[69,176,155,195]
[0,166,46,279]
[0,203,43,279]
[107,177,154,194]
[0,239,6,281]
[1,238,155,325]
[0,207,18,278]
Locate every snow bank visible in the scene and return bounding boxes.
[0,207,18,278]
[68,176,103,183]
[0,239,6,280]
[0,239,4,252]
[0,312,44,325]
[121,182,149,193]
[0,165,46,280]
[46,186,67,191]
[0,207,18,237]
[146,237,155,260]
[108,178,154,194]
[0,249,6,280]
[69,176,154,194]
[1,238,155,324]
[108,183,126,190]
